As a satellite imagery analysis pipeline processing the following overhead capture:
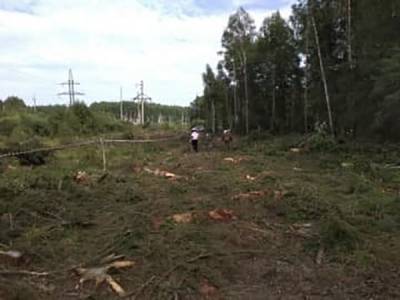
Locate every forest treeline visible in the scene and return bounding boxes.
[91,101,189,125]
[190,0,400,141]
[0,96,188,141]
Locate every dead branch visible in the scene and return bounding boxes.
[73,259,135,297]
[100,254,126,265]
[0,270,49,277]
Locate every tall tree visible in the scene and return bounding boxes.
[257,12,300,133]
[221,7,256,134]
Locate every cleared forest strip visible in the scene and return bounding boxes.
[0,135,184,159]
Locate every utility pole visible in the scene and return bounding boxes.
[32,94,37,112]
[133,80,151,125]
[120,86,123,120]
[58,69,84,106]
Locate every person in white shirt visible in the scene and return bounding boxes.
[190,129,199,152]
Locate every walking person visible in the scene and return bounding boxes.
[190,128,199,152]
[222,129,233,149]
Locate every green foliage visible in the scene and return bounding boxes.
[191,1,400,141]
[3,96,26,112]
[5,136,50,166]
[20,113,51,136]
[0,100,134,143]
[8,125,34,144]
[306,132,338,152]
[320,216,362,252]
[68,102,96,134]
[0,115,20,136]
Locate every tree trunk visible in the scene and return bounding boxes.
[232,60,239,131]
[304,2,311,133]
[290,91,295,131]
[270,67,276,132]
[238,52,245,134]
[225,86,232,129]
[311,14,334,136]
[243,51,249,135]
[211,99,216,134]
[347,0,353,69]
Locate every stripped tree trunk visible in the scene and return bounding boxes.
[311,14,334,136]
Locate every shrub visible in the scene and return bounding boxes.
[306,131,338,152]
[320,217,362,251]
[0,115,20,136]
[20,113,51,136]
[6,137,50,166]
[8,125,34,145]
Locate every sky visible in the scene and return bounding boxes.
[0,0,296,107]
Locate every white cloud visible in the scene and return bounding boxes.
[0,0,295,106]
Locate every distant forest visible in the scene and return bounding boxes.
[0,96,189,141]
[191,0,400,141]
[90,101,189,125]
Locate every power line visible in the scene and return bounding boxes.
[58,69,84,106]
[133,80,151,125]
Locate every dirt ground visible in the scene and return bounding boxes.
[1,135,400,299]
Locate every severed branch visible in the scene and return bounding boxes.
[0,270,49,277]
[74,259,135,297]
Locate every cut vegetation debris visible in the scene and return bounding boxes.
[74,259,135,297]
[171,212,195,224]
[288,223,314,238]
[232,189,287,201]
[0,250,25,265]
[232,191,267,200]
[341,162,354,168]
[2,134,400,299]
[208,209,237,222]
[0,250,23,259]
[199,278,219,299]
[223,156,248,164]
[143,167,182,180]
[245,174,256,181]
[73,170,90,184]
[289,148,303,153]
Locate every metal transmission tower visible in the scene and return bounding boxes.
[58,69,84,106]
[133,80,151,125]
